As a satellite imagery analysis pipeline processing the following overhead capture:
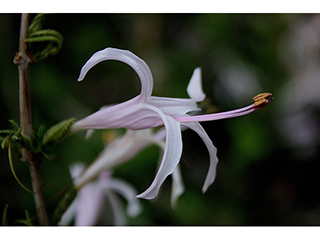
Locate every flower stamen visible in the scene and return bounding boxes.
[253,93,273,109]
[174,93,273,123]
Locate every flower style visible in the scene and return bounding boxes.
[59,163,142,226]
[70,47,272,200]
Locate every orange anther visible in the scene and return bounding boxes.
[253,93,272,102]
[252,93,273,109]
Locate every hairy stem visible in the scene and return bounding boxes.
[14,13,49,226]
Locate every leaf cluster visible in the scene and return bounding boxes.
[2,205,34,226]
[0,118,75,159]
[25,14,63,62]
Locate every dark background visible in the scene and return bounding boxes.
[1,13,320,225]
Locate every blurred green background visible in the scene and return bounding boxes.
[1,13,320,225]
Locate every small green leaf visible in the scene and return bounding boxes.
[37,124,46,139]
[18,134,34,152]
[25,14,63,62]
[9,120,20,131]
[1,135,10,149]
[15,210,33,226]
[2,205,8,226]
[0,129,16,135]
[28,13,47,35]
[42,118,75,146]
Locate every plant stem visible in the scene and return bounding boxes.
[14,13,49,226]
[29,156,49,225]
[16,13,32,143]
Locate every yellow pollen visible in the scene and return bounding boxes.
[252,93,273,109]
[253,93,272,102]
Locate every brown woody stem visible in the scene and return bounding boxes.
[14,13,49,226]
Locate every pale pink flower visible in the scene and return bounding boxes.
[70,47,272,200]
[75,128,185,208]
[59,163,142,226]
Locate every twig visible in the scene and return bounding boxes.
[14,13,49,226]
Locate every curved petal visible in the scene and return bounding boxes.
[106,178,142,217]
[187,67,205,102]
[171,164,185,208]
[181,121,218,193]
[75,129,161,189]
[78,47,153,102]
[136,105,183,199]
[104,192,127,226]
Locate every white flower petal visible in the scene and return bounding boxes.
[106,178,142,217]
[77,47,153,102]
[171,164,185,208]
[187,67,206,102]
[75,130,158,188]
[75,183,104,226]
[71,96,168,132]
[104,192,127,226]
[58,198,78,226]
[182,121,218,193]
[136,105,182,199]
[69,163,85,182]
[149,96,200,116]
[85,129,94,139]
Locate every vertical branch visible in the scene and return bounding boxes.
[16,15,33,183]
[28,156,49,225]
[16,14,32,144]
[14,13,49,226]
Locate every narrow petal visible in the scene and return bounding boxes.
[104,192,127,226]
[171,164,185,208]
[58,198,78,225]
[181,121,218,193]
[77,47,153,102]
[75,130,159,189]
[75,183,104,226]
[106,178,143,217]
[187,67,205,102]
[136,105,183,199]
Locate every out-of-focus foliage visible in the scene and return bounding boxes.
[1,13,320,225]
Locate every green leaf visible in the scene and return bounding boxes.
[19,134,33,150]
[1,135,10,149]
[9,120,20,131]
[28,13,47,35]
[15,210,33,226]
[42,118,75,146]
[2,205,8,226]
[25,14,63,62]
[37,124,46,139]
[0,129,16,135]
